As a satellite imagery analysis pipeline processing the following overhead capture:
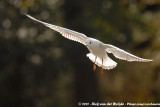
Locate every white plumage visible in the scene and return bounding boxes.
[26,14,153,73]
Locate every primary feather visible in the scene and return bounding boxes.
[104,44,153,62]
[25,14,88,45]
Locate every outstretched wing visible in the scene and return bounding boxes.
[25,14,88,45]
[104,44,153,62]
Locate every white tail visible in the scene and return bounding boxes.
[86,53,117,70]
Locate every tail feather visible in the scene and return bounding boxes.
[86,53,117,70]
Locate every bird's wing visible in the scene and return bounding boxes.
[25,14,88,45]
[104,44,153,62]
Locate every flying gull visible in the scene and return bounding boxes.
[25,14,153,74]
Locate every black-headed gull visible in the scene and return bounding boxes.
[26,14,153,74]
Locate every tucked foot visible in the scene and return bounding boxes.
[101,59,104,75]
[101,68,103,75]
[93,56,97,72]
[93,64,96,71]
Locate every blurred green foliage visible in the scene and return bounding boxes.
[0,0,160,107]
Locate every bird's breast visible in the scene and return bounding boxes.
[87,44,106,58]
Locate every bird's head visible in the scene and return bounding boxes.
[85,38,100,47]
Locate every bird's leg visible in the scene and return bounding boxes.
[93,56,97,71]
[101,59,103,75]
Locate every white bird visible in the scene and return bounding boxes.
[25,14,153,74]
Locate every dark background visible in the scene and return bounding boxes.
[0,0,160,107]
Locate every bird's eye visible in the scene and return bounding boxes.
[89,42,91,44]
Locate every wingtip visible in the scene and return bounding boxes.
[24,14,39,23]
[24,13,33,19]
[142,59,153,62]
[23,13,29,17]
[147,59,154,62]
